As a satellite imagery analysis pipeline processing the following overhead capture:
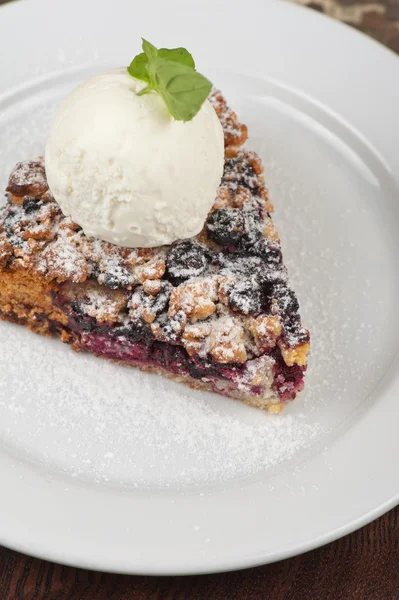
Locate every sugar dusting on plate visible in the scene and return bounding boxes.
[1,76,393,492]
[0,321,322,488]
[0,84,325,490]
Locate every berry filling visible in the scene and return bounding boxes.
[0,93,309,412]
[55,293,305,402]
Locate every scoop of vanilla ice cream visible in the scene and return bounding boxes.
[45,68,224,248]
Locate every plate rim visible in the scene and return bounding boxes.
[0,0,399,575]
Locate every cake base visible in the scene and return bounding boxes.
[0,93,309,411]
[0,269,284,412]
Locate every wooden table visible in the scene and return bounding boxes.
[1,508,399,598]
[1,0,398,598]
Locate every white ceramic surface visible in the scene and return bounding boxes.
[0,0,398,575]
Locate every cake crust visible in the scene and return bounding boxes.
[0,91,309,411]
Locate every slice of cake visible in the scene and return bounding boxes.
[0,91,309,412]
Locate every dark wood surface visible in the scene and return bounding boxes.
[1,0,399,598]
[1,508,399,599]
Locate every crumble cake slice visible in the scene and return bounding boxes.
[0,92,309,412]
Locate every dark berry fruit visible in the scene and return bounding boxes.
[135,281,172,318]
[241,210,262,246]
[258,267,286,286]
[115,318,152,344]
[223,156,259,191]
[22,197,41,214]
[206,208,245,246]
[102,267,131,290]
[241,163,258,189]
[102,274,121,290]
[70,300,85,316]
[188,356,218,380]
[273,284,299,315]
[228,277,263,315]
[70,302,96,332]
[88,259,100,278]
[284,315,309,344]
[250,239,282,264]
[166,240,208,283]
[152,341,188,374]
[161,310,186,342]
[151,281,172,316]
[2,208,17,237]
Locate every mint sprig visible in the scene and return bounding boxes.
[127,39,212,122]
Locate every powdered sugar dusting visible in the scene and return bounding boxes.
[6,159,47,191]
[1,71,398,493]
[210,90,248,148]
[1,145,310,401]
[245,84,399,418]
[0,322,322,487]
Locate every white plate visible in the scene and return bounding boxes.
[0,0,399,575]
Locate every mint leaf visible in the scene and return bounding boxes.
[127,52,149,82]
[148,58,212,121]
[127,40,212,121]
[142,38,158,59]
[158,47,195,69]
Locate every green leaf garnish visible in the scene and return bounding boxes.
[158,47,195,69]
[127,53,149,82]
[147,58,211,121]
[127,39,212,122]
[142,38,158,59]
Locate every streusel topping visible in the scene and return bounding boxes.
[0,94,309,368]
